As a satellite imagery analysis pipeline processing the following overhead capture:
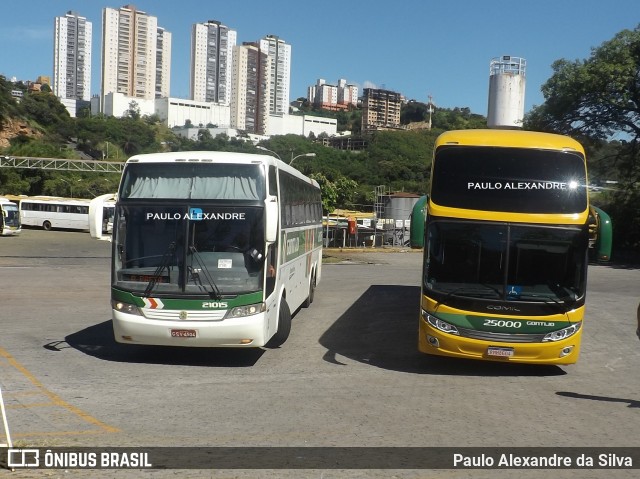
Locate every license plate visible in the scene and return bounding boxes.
[487,347,514,357]
[171,329,197,338]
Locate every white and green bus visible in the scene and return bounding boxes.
[111,151,322,348]
[0,197,21,236]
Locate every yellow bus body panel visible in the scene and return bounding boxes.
[434,129,585,151]
[430,129,589,225]
[419,297,584,365]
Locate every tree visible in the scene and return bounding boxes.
[309,173,338,213]
[526,27,640,141]
[525,25,640,250]
[20,91,71,134]
[125,101,141,120]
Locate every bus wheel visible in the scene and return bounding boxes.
[42,221,52,231]
[302,273,315,308]
[266,298,291,348]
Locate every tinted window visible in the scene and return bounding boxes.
[431,146,587,214]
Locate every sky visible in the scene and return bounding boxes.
[0,0,638,116]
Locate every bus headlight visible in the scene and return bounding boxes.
[422,310,460,335]
[543,322,581,342]
[225,303,266,319]
[111,300,142,316]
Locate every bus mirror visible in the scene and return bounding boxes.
[265,195,278,242]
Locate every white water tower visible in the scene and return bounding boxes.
[487,56,526,129]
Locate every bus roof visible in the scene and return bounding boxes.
[435,129,585,154]
[127,151,274,164]
[125,151,320,188]
[18,196,91,205]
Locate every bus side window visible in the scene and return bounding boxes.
[265,244,277,297]
[269,166,278,196]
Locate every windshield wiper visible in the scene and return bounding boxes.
[547,283,579,304]
[510,293,569,310]
[188,245,222,299]
[143,242,176,297]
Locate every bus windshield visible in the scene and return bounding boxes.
[119,162,265,200]
[2,203,20,227]
[431,146,587,214]
[113,205,266,296]
[425,220,588,304]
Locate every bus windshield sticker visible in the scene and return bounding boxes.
[217,259,232,269]
[507,285,522,298]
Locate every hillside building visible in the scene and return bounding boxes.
[230,42,271,135]
[190,20,236,104]
[259,35,291,115]
[307,78,358,110]
[53,11,92,102]
[100,5,171,111]
[53,11,92,117]
[361,88,404,133]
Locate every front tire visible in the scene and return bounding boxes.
[266,298,291,348]
[42,220,52,231]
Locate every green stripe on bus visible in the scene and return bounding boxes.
[435,312,575,334]
[282,226,323,263]
[112,288,263,309]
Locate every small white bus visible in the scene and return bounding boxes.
[89,193,116,240]
[0,197,21,236]
[19,196,91,231]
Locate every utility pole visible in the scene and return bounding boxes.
[427,94,435,130]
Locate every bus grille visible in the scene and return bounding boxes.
[457,326,546,343]
[141,309,226,321]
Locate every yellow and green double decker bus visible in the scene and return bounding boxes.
[415,129,610,365]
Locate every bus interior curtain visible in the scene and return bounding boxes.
[127,176,260,200]
[191,176,260,199]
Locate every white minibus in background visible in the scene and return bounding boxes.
[19,196,90,231]
[89,193,116,240]
[0,197,21,235]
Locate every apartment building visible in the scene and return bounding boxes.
[307,79,337,108]
[230,42,271,135]
[259,35,291,115]
[101,5,171,109]
[155,27,172,99]
[190,20,237,104]
[53,11,92,102]
[361,88,404,133]
[337,78,358,107]
[307,78,358,110]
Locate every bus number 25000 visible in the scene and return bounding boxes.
[483,319,522,328]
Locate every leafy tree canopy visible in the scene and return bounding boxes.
[525,24,640,251]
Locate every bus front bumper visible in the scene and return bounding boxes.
[418,315,582,365]
[112,309,268,348]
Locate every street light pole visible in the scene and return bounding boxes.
[289,153,316,166]
[256,145,282,161]
[59,178,82,198]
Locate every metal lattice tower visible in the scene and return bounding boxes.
[373,185,389,221]
[0,156,124,174]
